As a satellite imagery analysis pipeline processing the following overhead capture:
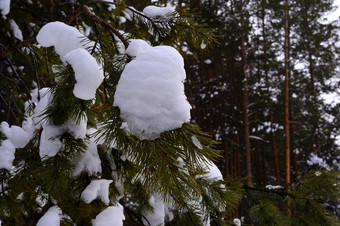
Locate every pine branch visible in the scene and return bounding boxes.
[81,5,129,49]
[0,38,36,58]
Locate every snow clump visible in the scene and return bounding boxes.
[64,48,104,100]
[92,204,125,226]
[36,21,90,58]
[114,39,191,140]
[0,140,16,170]
[0,0,10,18]
[143,5,174,19]
[81,179,113,204]
[36,22,103,100]
[36,206,62,226]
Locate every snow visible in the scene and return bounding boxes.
[31,88,52,129]
[265,185,283,190]
[192,136,203,150]
[142,195,165,226]
[233,218,241,226]
[39,124,64,158]
[9,19,23,40]
[143,6,174,19]
[64,48,104,100]
[73,141,102,176]
[1,121,30,148]
[81,179,113,204]
[114,41,191,140]
[0,0,10,17]
[201,158,223,181]
[307,153,330,169]
[36,206,62,226]
[92,204,125,226]
[0,140,15,170]
[125,39,151,57]
[36,21,91,58]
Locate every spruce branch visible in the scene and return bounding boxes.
[0,38,37,58]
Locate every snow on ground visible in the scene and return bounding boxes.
[114,39,191,140]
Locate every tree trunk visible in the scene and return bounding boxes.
[261,0,281,185]
[240,0,252,186]
[284,0,291,188]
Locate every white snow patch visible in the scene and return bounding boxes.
[81,179,112,204]
[1,121,30,148]
[125,39,151,57]
[307,153,330,169]
[143,5,174,18]
[36,21,91,58]
[0,0,10,17]
[233,218,241,226]
[142,194,165,226]
[265,185,283,190]
[114,42,191,140]
[191,136,203,150]
[36,206,62,226]
[0,140,16,170]
[39,124,64,158]
[64,48,104,100]
[73,141,102,176]
[9,19,23,40]
[92,204,125,226]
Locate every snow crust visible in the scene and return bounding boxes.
[0,140,15,170]
[114,40,191,140]
[92,204,125,226]
[36,21,89,57]
[36,206,62,226]
[81,179,113,204]
[143,6,174,18]
[0,0,10,17]
[64,48,104,100]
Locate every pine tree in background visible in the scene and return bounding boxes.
[0,0,243,225]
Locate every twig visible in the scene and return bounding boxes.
[81,5,129,49]
[0,37,37,58]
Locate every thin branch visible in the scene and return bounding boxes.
[81,5,129,49]
[0,38,37,58]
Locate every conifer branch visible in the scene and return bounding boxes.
[81,5,129,49]
[0,38,36,58]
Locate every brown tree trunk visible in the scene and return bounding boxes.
[284,0,291,187]
[261,0,281,185]
[240,1,252,186]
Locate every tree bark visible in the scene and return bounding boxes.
[240,0,252,186]
[261,0,281,185]
[284,0,291,188]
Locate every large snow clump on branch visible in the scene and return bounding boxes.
[36,21,103,100]
[114,39,191,140]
